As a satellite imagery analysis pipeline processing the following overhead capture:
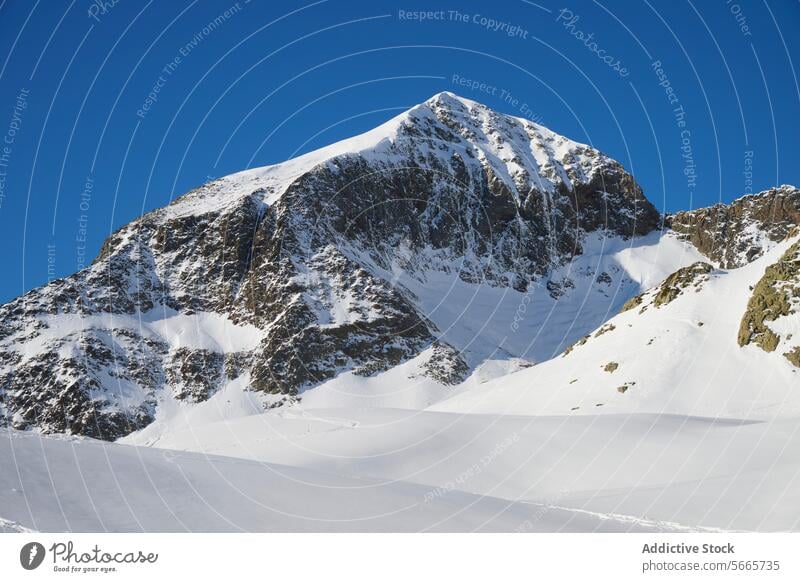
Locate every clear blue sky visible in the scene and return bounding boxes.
[0,0,798,303]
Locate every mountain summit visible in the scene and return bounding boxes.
[1,92,794,441]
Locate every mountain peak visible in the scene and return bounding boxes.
[0,89,661,440]
[423,90,477,109]
[164,90,632,223]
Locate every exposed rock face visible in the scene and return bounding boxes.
[0,92,662,440]
[420,342,471,385]
[652,262,715,308]
[620,262,714,314]
[667,185,800,268]
[738,240,800,358]
[167,348,225,402]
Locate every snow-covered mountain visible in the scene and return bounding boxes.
[0,92,661,439]
[2,92,800,533]
[0,92,797,446]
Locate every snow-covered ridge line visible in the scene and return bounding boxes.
[162,91,622,221]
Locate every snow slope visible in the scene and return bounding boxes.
[431,235,800,419]
[291,230,704,409]
[116,406,800,532]
[1,90,798,533]
[4,225,799,534]
[2,429,692,533]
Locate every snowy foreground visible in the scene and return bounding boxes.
[2,407,798,532]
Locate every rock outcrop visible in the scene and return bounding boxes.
[667,185,800,268]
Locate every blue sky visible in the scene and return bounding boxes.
[0,0,798,302]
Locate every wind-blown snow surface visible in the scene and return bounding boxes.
[118,408,800,532]
[9,411,799,532]
[2,429,687,532]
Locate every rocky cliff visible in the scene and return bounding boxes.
[667,185,800,268]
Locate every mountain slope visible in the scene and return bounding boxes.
[431,233,800,419]
[0,92,661,440]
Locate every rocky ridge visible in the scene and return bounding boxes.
[667,185,800,268]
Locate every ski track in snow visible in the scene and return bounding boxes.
[0,516,37,533]
[519,502,728,533]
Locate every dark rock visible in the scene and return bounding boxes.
[667,185,800,267]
